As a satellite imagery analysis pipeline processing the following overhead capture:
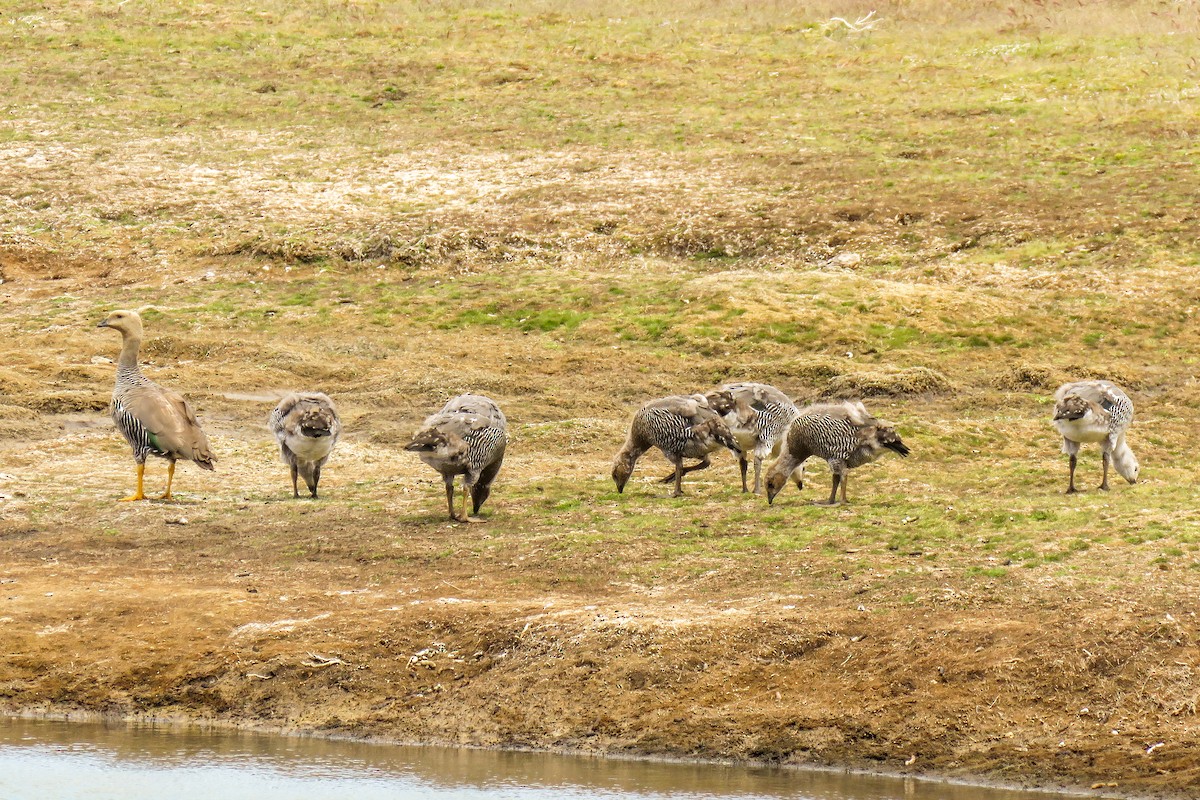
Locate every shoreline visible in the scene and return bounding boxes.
[1,706,1114,800]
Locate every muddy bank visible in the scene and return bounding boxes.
[0,554,1195,798]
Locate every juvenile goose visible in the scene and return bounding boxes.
[405,393,507,522]
[705,382,800,494]
[612,394,743,497]
[1052,380,1138,493]
[269,392,341,499]
[97,309,215,501]
[765,400,909,506]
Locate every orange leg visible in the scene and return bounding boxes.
[158,461,176,500]
[121,463,148,502]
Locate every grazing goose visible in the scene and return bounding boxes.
[1052,380,1138,493]
[269,392,341,498]
[405,393,507,522]
[705,382,800,494]
[765,400,909,506]
[97,309,215,501]
[612,394,743,497]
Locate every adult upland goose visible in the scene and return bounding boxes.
[97,310,215,500]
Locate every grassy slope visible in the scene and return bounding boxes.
[2,1,1200,794]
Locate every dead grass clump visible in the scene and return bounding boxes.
[0,402,42,438]
[826,366,953,398]
[26,390,110,414]
[649,219,777,261]
[777,358,846,386]
[334,231,407,263]
[1064,365,1146,391]
[216,233,328,264]
[708,358,845,394]
[992,363,1061,392]
[143,336,232,362]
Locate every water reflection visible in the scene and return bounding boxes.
[0,717,1068,800]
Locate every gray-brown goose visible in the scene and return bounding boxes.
[97,310,215,501]
[613,394,742,497]
[765,400,908,506]
[269,392,341,498]
[1052,380,1138,493]
[705,382,800,494]
[405,393,507,522]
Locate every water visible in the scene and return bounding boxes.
[0,717,1071,800]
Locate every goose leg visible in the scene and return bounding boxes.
[310,464,321,499]
[840,472,849,504]
[1066,454,1079,494]
[1100,451,1110,491]
[666,455,686,497]
[660,457,712,484]
[121,462,147,502]
[815,460,844,506]
[752,456,763,495]
[818,472,842,506]
[459,481,471,522]
[739,455,750,493]
[290,464,300,499]
[444,476,458,521]
[158,460,176,500]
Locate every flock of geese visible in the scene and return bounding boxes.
[96,309,1140,520]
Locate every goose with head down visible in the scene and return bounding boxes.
[704,381,800,494]
[1052,379,1138,493]
[613,394,743,498]
[765,400,908,506]
[405,393,507,522]
[269,391,341,499]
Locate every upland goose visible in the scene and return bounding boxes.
[269,392,341,498]
[765,400,908,505]
[705,382,800,494]
[1052,380,1138,493]
[97,310,215,500]
[405,393,507,522]
[613,394,743,497]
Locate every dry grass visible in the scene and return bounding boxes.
[3,1,1200,795]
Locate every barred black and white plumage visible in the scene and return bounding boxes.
[612,394,743,497]
[112,394,167,463]
[765,400,908,506]
[705,382,800,494]
[1052,380,1138,493]
[269,392,341,498]
[98,309,215,501]
[405,393,507,522]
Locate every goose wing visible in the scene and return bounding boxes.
[650,395,711,424]
[125,383,215,468]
